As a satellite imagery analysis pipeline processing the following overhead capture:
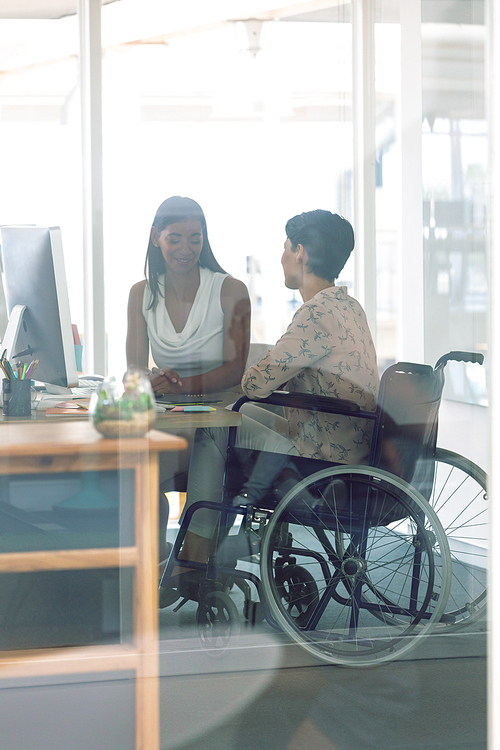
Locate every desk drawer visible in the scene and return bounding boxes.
[0,454,137,475]
[0,567,134,651]
[0,469,135,553]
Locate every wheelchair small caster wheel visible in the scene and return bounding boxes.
[196,591,239,651]
[274,564,319,629]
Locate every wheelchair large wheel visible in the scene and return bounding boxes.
[429,449,487,631]
[260,466,451,667]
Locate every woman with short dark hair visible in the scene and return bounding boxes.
[162,209,379,601]
[284,209,355,284]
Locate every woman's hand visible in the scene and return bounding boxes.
[148,367,183,394]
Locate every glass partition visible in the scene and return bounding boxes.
[101,14,355,375]
[422,21,487,406]
[0,2,490,750]
[0,15,84,341]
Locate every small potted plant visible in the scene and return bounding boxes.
[90,368,155,438]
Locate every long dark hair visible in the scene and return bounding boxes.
[145,196,226,310]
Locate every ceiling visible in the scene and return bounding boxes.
[0,0,118,20]
[0,0,485,23]
[0,0,486,122]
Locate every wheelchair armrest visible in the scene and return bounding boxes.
[232,390,375,418]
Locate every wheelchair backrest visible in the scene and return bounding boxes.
[371,362,445,499]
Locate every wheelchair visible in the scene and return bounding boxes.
[159,351,486,666]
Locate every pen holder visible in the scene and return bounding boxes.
[2,378,33,417]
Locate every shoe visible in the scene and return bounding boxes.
[232,492,252,507]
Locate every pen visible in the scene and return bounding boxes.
[157,399,223,406]
[171,405,216,412]
[4,359,16,380]
[25,359,39,379]
[175,402,220,407]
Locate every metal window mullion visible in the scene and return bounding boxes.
[397,0,424,362]
[487,0,499,746]
[78,0,106,376]
[352,0,377,338]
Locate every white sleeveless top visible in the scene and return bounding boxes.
[142,266,229,377]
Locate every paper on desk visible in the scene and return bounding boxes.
[45,408,88,415]
[55,399,90,410]
[45,399,90,415]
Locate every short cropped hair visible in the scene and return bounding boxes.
[285,210,355,284]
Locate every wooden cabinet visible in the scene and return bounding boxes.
[0,421,187,750]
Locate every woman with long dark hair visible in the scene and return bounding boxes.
[127,195,250,394]
[126,196,250,561]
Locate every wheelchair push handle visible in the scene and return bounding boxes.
[434,351,484,371]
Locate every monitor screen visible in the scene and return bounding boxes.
[0,226,78,390]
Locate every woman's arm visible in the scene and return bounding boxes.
[126,280,150,369]
[149,277,251,394]
[128,280,185,391]
[241,301,322,399]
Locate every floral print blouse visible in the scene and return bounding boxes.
[241,286,379,465]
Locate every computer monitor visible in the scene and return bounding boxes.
[0,225,78,393]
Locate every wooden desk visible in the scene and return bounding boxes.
[155,406,242,430]
[11,407,242,427]
[0,420,187,750]
[10,391,243,430]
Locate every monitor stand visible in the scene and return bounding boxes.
[2,304,28,362]
[2,303,77,395]
[44,383,73,396]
